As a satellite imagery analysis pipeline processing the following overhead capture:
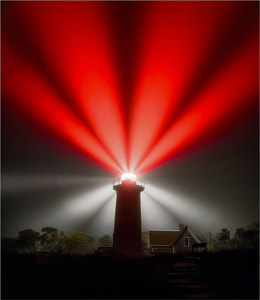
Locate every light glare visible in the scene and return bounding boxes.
[121,173,137,181]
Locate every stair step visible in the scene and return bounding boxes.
[185,293,213,299]
[177,284,209,290]
[167,279,194,284]
[166,272,199,277]
[173,262,197,268]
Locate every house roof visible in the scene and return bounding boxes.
[149,226,187,246]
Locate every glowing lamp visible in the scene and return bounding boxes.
[121,173,136,181]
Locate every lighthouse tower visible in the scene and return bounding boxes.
[113,173,145,257]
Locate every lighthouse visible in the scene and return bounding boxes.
[113,173,145,257]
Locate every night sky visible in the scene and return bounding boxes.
[2,1,259,239]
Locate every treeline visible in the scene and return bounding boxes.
[199,222,259,252]
[1,227,113,255]
[2,222,258,255]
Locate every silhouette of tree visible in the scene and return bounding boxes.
[203,232,216,251]
[98,235,113,247]
[59,232,94,254]
[17,229,40,253]
[205,222,259,252]
[207,232,214,244]
[216,228,230,242]
[233,222,259,249]
[40,227,59,251]
[234,227,245,241]
[142,231,148,249]
[71,232,94,250]
[59,235,73,254]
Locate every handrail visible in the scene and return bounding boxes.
[136,180,145,188]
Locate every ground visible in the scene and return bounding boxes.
[2,250,259,299]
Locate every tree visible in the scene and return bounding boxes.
[40,227,59,251]
[58,235,73,254]
[234,227,245,241]
[59,232,94,254]
[98,235,113,247]
[142,231,148,250]
[17,229,40,253]
[207,232,214,244]
[233,223,259,250]
[216,228,230,242]
[205,232,217,252]
[71,232,94,253]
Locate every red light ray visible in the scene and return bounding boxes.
[2,40,122,175]
[2,1,127,172]
[129,2,240,171]
[2,2,258,176]
[136,28,259,173]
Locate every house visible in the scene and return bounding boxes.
[148,224,205,255]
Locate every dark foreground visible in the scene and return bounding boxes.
[2,250,259,299]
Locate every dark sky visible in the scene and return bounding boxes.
[1,1,259,238]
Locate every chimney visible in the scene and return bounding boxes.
[113,174,145,257]
[179,224,185,231]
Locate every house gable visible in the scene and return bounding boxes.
[173,228,200,253]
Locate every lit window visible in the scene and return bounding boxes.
[184,237,190,247]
